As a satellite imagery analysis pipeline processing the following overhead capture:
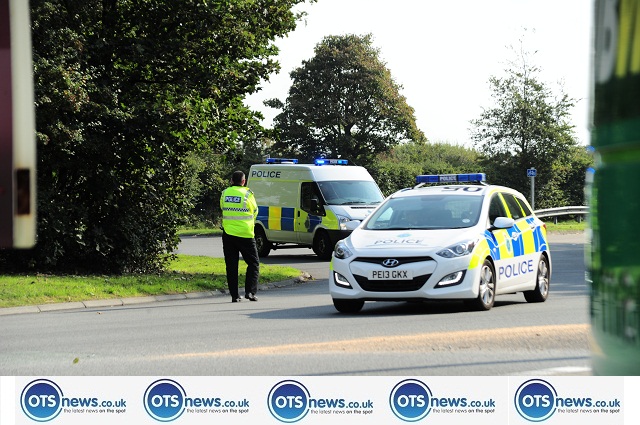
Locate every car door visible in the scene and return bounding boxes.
[503,193,540,290]
[487,193,517,292]
[511,193,545,289]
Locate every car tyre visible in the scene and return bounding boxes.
[313,230,333,260]
[254,226,272,258]
[524,255,550,303]
[466,258,496,311]
[333,298,364,313]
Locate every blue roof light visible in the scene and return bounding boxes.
[314,158,348,166]
[266,158,298,164]
[415,173,486,184]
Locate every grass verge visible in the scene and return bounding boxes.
[1,222,586,309]
[0,255,301,309]
[544,219,586,233]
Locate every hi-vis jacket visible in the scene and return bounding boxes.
[220,186,258,238]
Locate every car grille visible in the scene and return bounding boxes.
[354,256,433,266]
[353,274,431,292]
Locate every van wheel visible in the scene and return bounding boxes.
[254,226,272,258]
[333,298,364,313]
[313,230,333,260]
[524,255,550,303]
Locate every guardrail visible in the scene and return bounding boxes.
[534,206,589,223]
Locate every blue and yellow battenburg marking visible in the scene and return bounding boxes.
[470,220,548,269]
[257,206,323,232]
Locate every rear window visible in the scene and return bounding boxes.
[515,196,533,216]
[502,193,528,219]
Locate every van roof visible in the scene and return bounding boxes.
[249,163,374,181]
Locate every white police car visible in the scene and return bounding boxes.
[329,173,551,313]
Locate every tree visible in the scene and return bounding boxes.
[470,42,589,208]
[267,34,425,165]
[0,0,309,274]
[370,141,483,196]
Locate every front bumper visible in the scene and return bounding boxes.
[329,254,481,301]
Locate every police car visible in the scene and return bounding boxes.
[329,173,551,313]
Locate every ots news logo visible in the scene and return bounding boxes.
[144,379,187,422]
[389,379,433,422]
[514,379,557,422]
[267,380,310,423]
[21,379,64,422]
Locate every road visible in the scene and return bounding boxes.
[0,233,590,376]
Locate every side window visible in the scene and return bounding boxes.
[301,182,325,216]
[502,193,525,220]
[488,194,507,225]
[515,196,533,216]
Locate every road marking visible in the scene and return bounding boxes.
[155,323,590,359]
[513,366,591,376]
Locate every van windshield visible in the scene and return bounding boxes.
[317,181,384,206]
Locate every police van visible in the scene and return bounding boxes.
[329,173,551,313]
[247,158,384,259]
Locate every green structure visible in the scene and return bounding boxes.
[590,0,640,375]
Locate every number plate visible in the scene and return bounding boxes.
[368,269,413,280]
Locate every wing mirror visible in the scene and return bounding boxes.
[492,217,515,229]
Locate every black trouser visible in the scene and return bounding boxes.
[222,231,260,299]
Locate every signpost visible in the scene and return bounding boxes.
[527,168,536,210]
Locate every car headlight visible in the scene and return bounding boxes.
[436,239,477,258]
[333,240,353,259]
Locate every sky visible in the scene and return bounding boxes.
[245,0,594,147]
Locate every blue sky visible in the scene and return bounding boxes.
[246,0,593,147]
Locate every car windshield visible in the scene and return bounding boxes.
[363,194,483,230]
[317,181,384,206]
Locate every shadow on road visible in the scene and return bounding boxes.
[246,298,528,321]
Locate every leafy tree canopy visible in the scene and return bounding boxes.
[267,33,425,165]
[0,0,310,273]
[371,141,482,196]
[470,42,591,208]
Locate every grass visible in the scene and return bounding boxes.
[0,255,301,309]
[543,218,586,233]
[177,227,222,237]
[0,221,586,309]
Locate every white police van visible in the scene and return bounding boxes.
[248,158,384,260]
[329,173,551,312]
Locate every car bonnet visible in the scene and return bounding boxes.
[348,227,478,252]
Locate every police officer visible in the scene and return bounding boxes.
[220,171,259,302]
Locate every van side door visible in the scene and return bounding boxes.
[297,182,325,244]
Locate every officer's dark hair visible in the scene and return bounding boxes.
[231,171,245,186]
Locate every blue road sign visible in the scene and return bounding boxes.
[527,168,537,177]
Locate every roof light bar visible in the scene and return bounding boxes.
[415,173,486,184]
[314,158,348,166]
[265,158,298,164]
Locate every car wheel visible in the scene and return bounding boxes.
[254,226,272,258]
[333,298,364,313]
[313,230,333,260]
[467,258,496,311]
[524,255,550,303]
